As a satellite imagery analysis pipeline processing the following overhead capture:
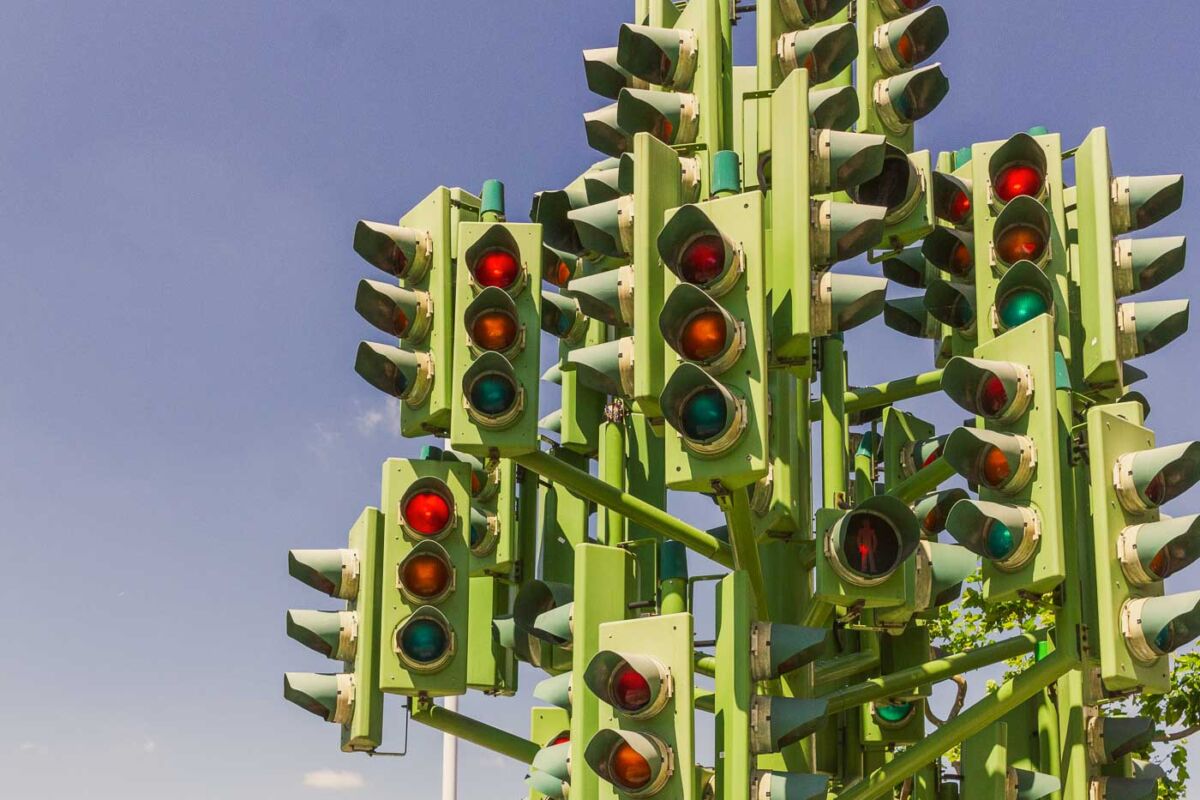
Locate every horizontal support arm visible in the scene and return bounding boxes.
[807,369,944,420]
[694,653,717,677]
[885,456,956,505]
[411,698,540,765]
[825,632,1041,714]
[514,449,734,568]
[836,647,1075,800]
[813,651,881,690]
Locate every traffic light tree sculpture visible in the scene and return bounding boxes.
[282,3,1200,798]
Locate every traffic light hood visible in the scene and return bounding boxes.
[286,609,355,661]
[584,102,633,157]
[288,548,357,599]
[283,672,351,724]
[568,195,633,259]
[924,279,976,332]
[750,696,828,754]
[1118,299,1190,359]
[1112,173,1184,234]
[582,47,642,100]
[564,337,635,398]
[617,23,698,89]
[617,87,699,146]
[876,63,950,131]
[569,265,634,326]
[355,342,432,404]
[884,296,938,339]
[881,246,928,288]
[777,23,857,84]
[353,219,431,280]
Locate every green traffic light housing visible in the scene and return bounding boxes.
[531,601,574,648]
[988,133,1049,206]
[394,606,457,673]
[811,199,888,265]
[659,284,745,373]
[353,219,432,281]
[584,102,633,157]
[847,144,923,226]
[463,287,524,357]
[1111,174,1185,235]
[657,204,743,297]
[461,351,525,428]
[883,296,939,339]
[808,85,861,132]
[922,540,979,607]
[778,0,850,27]
[825,495,922,586]
[750,696,829,754]
[542,243,583,289]
[533,672,572,712]
[924,279,976,333]
[992,195,1051,270]
[1087,714,1156,764]
[283,672,352,724]
[1123,589,1200,662]
[750,771,830,800]
[1119,514,1200,585]
[582,47,643,100]
[584,729,673,798]
[617,87,699,146]
[913,488,969,536]
[881,246,928,288]
[529,740,571,798]
[873,62,950,134]
[355,341,433,405]
[777,22,857,84]
[901,433,948,478]
[661,363,747,456]
[941,355,1033,424]
[583,164,623,204]
[568,265,634,326]
[1116,299,1190,360]
[584,650,672,720]
[810,130,887,194]
[355,279,432,342]
[1113,440,1200,513]
[513,579,574,642]
[617,23,698,89]
[1091,777,1160,800]
[1115,236,1187,296]
[568,195,633,259]
[749,622,828,681]
[943,427,1035,494]
[288,548,358,600]
[564,337,635,398]
[994,261,1055,332]
[286,609,356,661]
[531,187,588,255]
[872,6,949,75]
[922,227,974,279]
[944,499,1039,570]
[812,272,889,335]
[540,290,588,343]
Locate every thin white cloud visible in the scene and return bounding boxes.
[143,739,157,753]
[17,742,49,755]
[303,770,365,790]
[353,398,400,437]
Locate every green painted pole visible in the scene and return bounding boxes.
[517,464,540,585]
[660,540,689,615]
[820,335,848,508]
[695,689,716,713]
[717,487,770,617]
[885,456,956,505]
[694,653,717,677]
[411,698,539,764]
[806,369,945,419]
[835,649,1077,800]
[513,449,735,568]
[813,651,881,690]
[601,420,627,546]
[825,632,1042,714]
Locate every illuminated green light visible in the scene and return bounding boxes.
[984,520,1017,561]
[399,617,450,664]
[470,375,516,415]
[875,701,914,724]
[998,289,1048,329]
[681,387,727,441]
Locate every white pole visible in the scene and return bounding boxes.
[441,695,459,800]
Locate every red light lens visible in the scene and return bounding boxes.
[473,248,520,289]
[995,224,1046,265]
[978,375,1009,418]
[471,310,518,351]
[679,311,727,361]
[948,190,972,224]
[610,742,652,789]
[949,241,973,276]
[895,33,915,66]
[678,234,725,284]
[550,259,573,287]
[611,665,652,712]
[401,554,451,599]
[1144,473,1167,506]
[921,446,942,468]
[404,490,452,535]
[982,447,1012,487]
[994,164,1045,203]
[550,731,570,746]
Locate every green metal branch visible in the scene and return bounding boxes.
[813,651,881,690]
[694,653,717,677]
[885,456,956,505]
[825,632,1041,714]
[717,487,770,618]
[513,449,735,568]
[834,648,1075,800]
[807,369,944,420]
[410,698,540,764]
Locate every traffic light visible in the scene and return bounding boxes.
[284,508,385,752]
[968,132,1070,348]
[847,145,936,251]
[528,705,572,800]
[583,613,695,799]
[924,278,976,339]
[960,722,1060,799]
[815,494,922,610]
[353,186,478,437]
[658,184,769,492]
[614,0,728,169]
[542,288,607,455]
[378,457,472,695]
[1086,400,1200,694]
[776,21,857,84]
[1086,711,1158,799]
[941,317,1066,602]
[450,181,543,458]
[1076,126,1189,393]
[854,0,950,148]
[583,47,646,100]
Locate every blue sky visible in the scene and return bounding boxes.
[3,2,1200,798]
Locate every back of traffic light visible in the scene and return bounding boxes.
[283,507,385,752]
[353,186,479,437]
[378,457,473,695]
[1075,126,1188,395]
[1086,401,1200,694]
[940,317,1067,603]
[450,181,543,457]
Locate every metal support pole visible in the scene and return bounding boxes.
[806,369,945,420]
[824,633,1042,714]
[885,456,956,505]
[813,651,882,690]
[441,696,458,800]
[694,653,718,676]
[411,698,540,765]
[600,420,626,546]
[513,449,734,568]
[834,649,1076,800]
[716,487,770,617]
[820,335,847,508]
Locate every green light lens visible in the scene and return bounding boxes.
[470,374,517,415]
[875,701,914,724]
[681,387,727,440]
[400,618,450,664]
[984,520,1016,561]
[998,289,1048,328]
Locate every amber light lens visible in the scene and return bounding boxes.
[995,224,1046,265]
[471,310,518,351]
[949,242,973,276]
[923,506,946,534]
[403,490,453,535]
[401,553,451,599]
[895,33,915,65]
[549,259,573,287]
[610,742,652,790]
[994,164,1044,203]
[679,311,727,361]
[473,248,520,288]
[981,446,1012,487]
[679,234,725,284]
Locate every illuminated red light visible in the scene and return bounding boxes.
[978,375,1009,418]
[403,490,452,535]
[678,234,725,284]
[994,164,1044,203]
[947,190,972,224]
[611,665,652,713]
[473,248,520,289]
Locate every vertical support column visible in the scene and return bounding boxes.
[600,418,627,546]
[821,334,848,507]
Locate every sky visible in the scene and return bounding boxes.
[3,1,1200,798]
